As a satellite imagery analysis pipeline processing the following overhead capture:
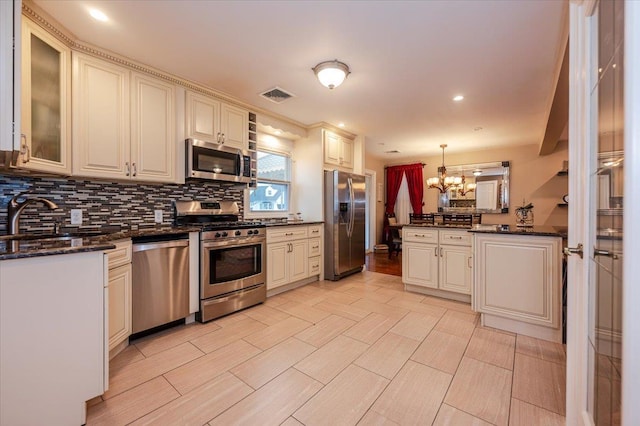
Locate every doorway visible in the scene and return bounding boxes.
[365,169,376,253]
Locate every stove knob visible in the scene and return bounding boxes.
[247,230,254,235]
[235,230,242,236]
[215,232,221,238]
[221,231,228,237]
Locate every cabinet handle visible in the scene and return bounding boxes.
[449,236,463,240]
[221,133,225,143]
[285,232,294,236]
[132,162,137,177]
[289,243,293,253]
[125,162,130,176]
[414,234,426,238]
[594,248,619,259]
[312,229,319,233]
[440,247,443,257]
[434,247,438,257]
[20,134,29,163]
[312,245,319,249]
[468,256,472,268]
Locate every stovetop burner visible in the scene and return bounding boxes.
[173,200,265,240]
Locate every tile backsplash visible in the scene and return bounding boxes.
[0,175,246,234]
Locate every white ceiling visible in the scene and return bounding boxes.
[33,0,568,160]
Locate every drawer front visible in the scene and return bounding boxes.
[403,227,438,243]
[267,226,308,243]
[308,237,322,257]
[308,224,322,238]
[439,230,472,246]
[308,256,321,276]
[106,239,132,269]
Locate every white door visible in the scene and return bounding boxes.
[567,1,640,424]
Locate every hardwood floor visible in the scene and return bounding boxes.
[88,272,566,425]
[365,251,402,276]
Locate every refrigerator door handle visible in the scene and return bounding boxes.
[347,177,355,237]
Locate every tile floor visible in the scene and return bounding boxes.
[87,271,566,425]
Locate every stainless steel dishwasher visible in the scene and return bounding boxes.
[131,233,190,334]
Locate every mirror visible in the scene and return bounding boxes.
[440,161,510,213]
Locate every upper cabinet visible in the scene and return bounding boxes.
[0,1,20,162]
[19,16,71,174]
[73,52,176,182]
[186,90,248,150]
[323,130,354,170]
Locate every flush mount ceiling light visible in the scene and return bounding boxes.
[453,95,464,102]
[312,60,350,90]
[89,8,109,22]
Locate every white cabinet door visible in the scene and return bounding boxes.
[267,242,289,290]
[339,136,354,168]
[440,245,472,295]
[185,90,220,143]
[220,102,248,149]
[402,242,439,289]
[73,52,130,179]
[0,0,20,156]
[108,263,132,350]
[324,131,341,166]
[20,17,71,174]
[289,239,309,282]
[131,72,175,182]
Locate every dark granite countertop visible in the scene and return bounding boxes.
[467,224,567,238]
[0,225,201,260]
[401,224,473,230]
[262,221,324,227]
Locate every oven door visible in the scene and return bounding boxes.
[201,237,265,299]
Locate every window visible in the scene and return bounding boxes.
[248,150,291,214]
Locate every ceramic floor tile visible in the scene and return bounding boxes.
[343,312,400,344]
[388,311,440,341]
[104,342,203,399]
[295,335,370,384]
[243,304,292,326]
[434,310,476,339]
[164,339,261,395]
[465,327,516,370]
[444,357,512,425]
[230,337,316,389]
[351,298,410,320]
[280,417,305,426]
[130,373,253,426]
[515,334,566,365]
[320,290,363,305]
[295,314,356,347]
[387,297,448,317]
[433,404,493,426]
[354,332,420,379]
[209,368,322,426]
[357,410,399,425]
[293,364,389,426]
[134,321,222,357]
[509,398,565,426]
[243,316,313,350]
[512,353,566,416]
[420,296,475,314]
[312,300,370,321]
[190,316,267,353]
[87,377,179,425]
[410,330,468,374]
[370,360,452,425]
[274,300,332,323]
[109,344,146,374]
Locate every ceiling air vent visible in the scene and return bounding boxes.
[385,150,401,154]
[259,86,295,104]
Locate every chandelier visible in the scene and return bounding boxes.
[457,170,476,196]
[426,144,461,193]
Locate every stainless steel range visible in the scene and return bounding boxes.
[174,200,265,322]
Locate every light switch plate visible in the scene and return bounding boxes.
[154,210,163,223]
[70,209,83,225]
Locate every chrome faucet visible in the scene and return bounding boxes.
[6,192,59,235]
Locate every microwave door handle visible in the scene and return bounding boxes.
[237,150,244,177]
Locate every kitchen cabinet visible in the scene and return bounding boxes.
[73,52,176,182]
[266,224,323,292]
[402,227,472,301]
[185,90,248,150]
[473,232,563,342]
[19,16,72,174]
[324,130,354,169]
[0,251,107,425]
[106,239,132,356]
[0,0,20,166]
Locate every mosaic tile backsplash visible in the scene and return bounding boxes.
[0,175,246,234]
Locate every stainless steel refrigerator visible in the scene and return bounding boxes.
[324,170,366,281]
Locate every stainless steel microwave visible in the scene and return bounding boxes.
[186,139,251,183]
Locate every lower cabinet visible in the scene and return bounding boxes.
[106,240,132,354]
[266,224,323,292]
[402,227,472,300]
[473,232,563,342]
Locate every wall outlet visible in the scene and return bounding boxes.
[154,210,163,224]
[70,209,83,225]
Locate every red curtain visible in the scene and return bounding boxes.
[386,163,424,214]
[404,164,424,213]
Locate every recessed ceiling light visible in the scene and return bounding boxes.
[89,8,109,22]
[338,122,345,128]
[453,95,464,102]
[474,126,483,131]
[274,130,282,135]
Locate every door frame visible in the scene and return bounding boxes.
[365,168,377,253]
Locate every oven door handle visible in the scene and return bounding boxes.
[133,240,189,252]
[202,238,264,249]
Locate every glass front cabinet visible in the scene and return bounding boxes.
[20,16,71,174]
